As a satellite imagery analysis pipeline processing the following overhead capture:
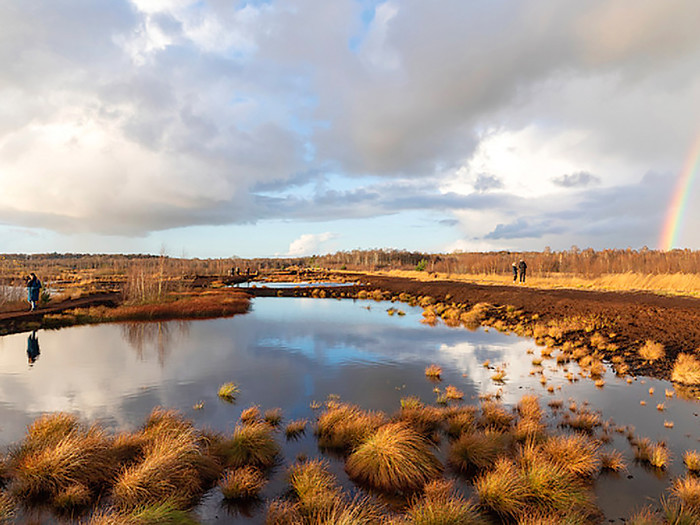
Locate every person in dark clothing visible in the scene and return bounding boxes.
[26,273,41,310]
[512,262,518,282]
[518,259,527,283]
[27,330,40,365]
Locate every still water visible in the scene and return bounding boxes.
[0,297,698,523]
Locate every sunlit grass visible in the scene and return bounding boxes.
[449,430,511,472]
[345,422,442,493]
[671,353,700,385]
[403,479,487,525]
[218,422,279,470]
[217,382,240,402]
[639,341,665,362]
[683,450,700,473]
[316,402,385,451]
[671,475,700,509]
[218,466,267,500]
[541,434,600,478]
[284,419,308,440]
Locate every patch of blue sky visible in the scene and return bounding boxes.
[348,0,387,52]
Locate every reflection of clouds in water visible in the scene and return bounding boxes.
[437,338,534,395]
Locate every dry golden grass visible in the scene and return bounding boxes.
[345,422,442,493]
[0,491,14,524]
[600,451,626,472]
[671,353,700,385]
[523,458,594,515]
[638,341,665,362]
[287,459,342,517]
[220,422,279,469]
[404,479,487,525]
[479,401,514,431]
[89,501,200,525]
[517,395,542,422]
[240,405,261,424]
[683,450,700,473]
[444,385,464,400]
[424,364,442,380]
[633,438,669,469]
[219,466,267,500]
[671,475,700,509]
[491,367,507,383]
[398,405,444,437]
[449,430,512,472]
[10,421,115,507]
[541,434,600,478]
[263,408,283,428]
[474,458,529,519]
[442,406,478,439]
[316,403,386,451]
[561,409,601,433]
[265,499,304,525]
[624,506,663,525]
[284,419,308,440]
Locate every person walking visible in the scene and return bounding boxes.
[518,259,527,283]
[26,273,41,310]
[512,262,518,282]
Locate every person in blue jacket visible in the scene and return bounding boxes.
[26,273,41,310]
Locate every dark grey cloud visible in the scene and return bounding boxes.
[474,174,505,192]
[552,171,601,188]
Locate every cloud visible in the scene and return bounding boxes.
[552,171,602,188]
[287,232,338,256]
[0,0,699,252]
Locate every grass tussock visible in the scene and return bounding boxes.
[264,408,283,428]
[89,501,200,525]
[403,479,488,525]
[112,416,218,510]
[398,404,444,438]
[449,430,512,472]
[240,405,261,424]
[345,422,442,493]
[600,450,627,472]
[443,406,478,438]
[285,419,308,440]
[479,401,514,431]
[425,364,442,379]
[218,382,240,402]
[474,458,529,518]
[9,416,115,507]
[0,491,14,523]
[218,422,280,469]
[316,403,386,451]
[219,466,267,500]
[671,475,700,509]
[624,506,663,525]
[541,434,601,478]
[671,353,700,385]
[683,450,700,473]
[638,340,665,362]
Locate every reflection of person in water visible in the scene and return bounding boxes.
[27,330,40,365]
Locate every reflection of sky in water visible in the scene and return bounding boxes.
[0,297,698,522]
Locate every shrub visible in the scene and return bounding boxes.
[671,353,700,385]
[219,466,267,500]
[346,422,442,493]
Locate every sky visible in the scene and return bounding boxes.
[1,0,700,258]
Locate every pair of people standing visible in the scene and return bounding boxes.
[511,260,527,283]
[26,273,42,310]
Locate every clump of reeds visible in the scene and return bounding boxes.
[217,382,239,403]
[403,479,487,525]
[683,450,700,473]
[541,434,600,477]
[449,430,511,472]
[443,406,478,439]
[671,475,700,509]
[316,402,385,451]
[444,385,464,400]
[561,409,601,433]
[112,412,219,510]
[624,506,663,525]
[89,501,199,525]
[0,491,14,523]
[9,414,116,508]
[263,408,283,428]
[240,405,261,424]
[671,353,700,385]
[600,450,626,472]
[345,422,442,493]
[474,458,529,519]
[479,400,514,431]
[287,459,342,516]
[633,438,669,469]
[284,419,308,440]
[491,367,507,383]
[398,403,444,438]
[218,422,279,469]
[638,340,665,362]
[424,364,442,380]
[219,466,267,500]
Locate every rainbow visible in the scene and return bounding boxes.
[659,134,700,251]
